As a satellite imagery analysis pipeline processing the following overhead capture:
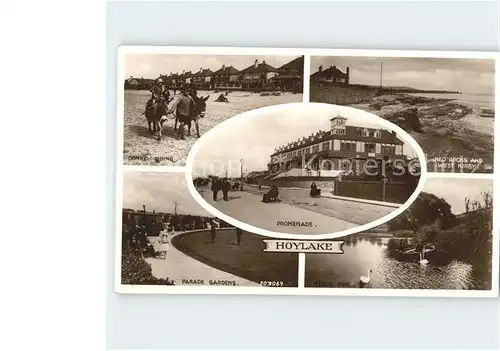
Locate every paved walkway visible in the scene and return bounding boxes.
[199,188,358,235]
[145,232,258,286]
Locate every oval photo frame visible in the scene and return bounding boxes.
[185,102,428,240]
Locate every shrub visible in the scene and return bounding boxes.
[121,248,174,285]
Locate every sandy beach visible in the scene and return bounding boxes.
[122,90,303,166]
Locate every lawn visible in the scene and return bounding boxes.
[171,229,299,287]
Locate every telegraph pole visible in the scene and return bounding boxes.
[379,62,383,90]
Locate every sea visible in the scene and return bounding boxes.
[410,92,494,136]
[409,92,494,110]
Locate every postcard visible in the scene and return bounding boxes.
[115,47,498,297]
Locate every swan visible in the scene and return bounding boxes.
[419,252,429,265]
[359,269,372,287]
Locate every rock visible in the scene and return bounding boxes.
[378,106,423,133]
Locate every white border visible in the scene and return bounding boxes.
[185,102,427,240]
[115,46,499,298]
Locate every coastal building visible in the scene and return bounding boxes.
[240,59,279,89]
[310,65,350,85]
[124,76,155,90]
[192,68,214,90]
[211,65,241,89]
[267,116,405,177]
[164,72,183,89]
[272,56,304,92]
[182,70,194,85]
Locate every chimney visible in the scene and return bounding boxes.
[169,72,172,76]
[200,67,203,73]
[254,59,258,68]
[182,70,185,74]
[318,65,323,72]
[222,64,225,70]
[263,60,266,64]
[346,66,350,84]
[333,65,336,70]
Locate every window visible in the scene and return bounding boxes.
[333,128,346,135]
[297,150,302,157]
[365,143,376,153]
[374,130,381,138]
[312,145,320,153]
[340,141,356,152]
[362,129,370,137]
[322,142,330,151]
[305,148,311,155]
[381,145,395,154]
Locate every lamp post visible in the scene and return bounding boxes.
[382,176,388,202]
[240,159,244,191]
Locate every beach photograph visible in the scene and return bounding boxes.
[305,177,494,290]
[188,103,423,236]
[309,56,495,173]
[120,51,304,165]
[119,171,299,288]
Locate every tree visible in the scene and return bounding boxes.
[387,192,456,232]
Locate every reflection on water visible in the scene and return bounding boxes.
[305,236,479,290]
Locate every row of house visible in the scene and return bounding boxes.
[125,56,304,92]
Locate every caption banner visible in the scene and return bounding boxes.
[263,240,344,253]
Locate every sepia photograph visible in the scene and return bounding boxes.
[119,49,304,166]
[305,177,494,291]
[119,171,299,288]
[188,103,423,237]
[310,56,495,173]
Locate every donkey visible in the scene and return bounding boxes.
[144,96,168,141]
[174,95,209,138]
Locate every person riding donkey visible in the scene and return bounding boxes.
[144,78,170,115]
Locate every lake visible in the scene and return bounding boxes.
[305,236,483,290]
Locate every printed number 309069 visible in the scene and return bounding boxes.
[260,281,284,287]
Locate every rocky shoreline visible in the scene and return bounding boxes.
[352,94,494,163]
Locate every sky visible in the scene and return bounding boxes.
[310,56,495,95]
[124,54,299,79]
[191,103,417,178]
[123,172,210,216]
[422,178,493,214]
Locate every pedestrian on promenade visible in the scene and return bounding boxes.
[211,178,219,201]
[222,179,230,201]
[236,227,243,245]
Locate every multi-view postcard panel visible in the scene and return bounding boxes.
[309,56,495,174]
[187,103,424,237]
[121,52,304,166]
[121,172,299,287]
[115,47,498,297]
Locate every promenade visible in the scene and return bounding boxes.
[198,184,395,235]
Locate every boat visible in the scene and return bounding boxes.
[480,108,494,118]
[394,244,435,261]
